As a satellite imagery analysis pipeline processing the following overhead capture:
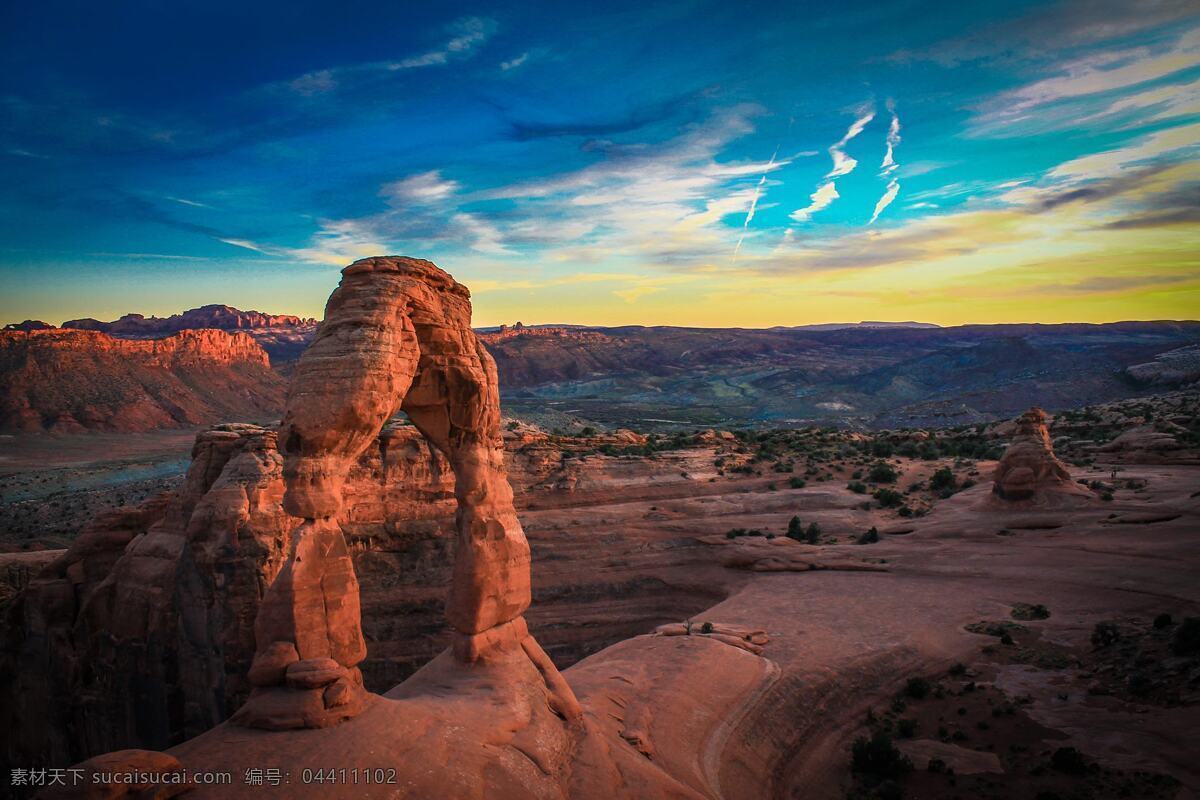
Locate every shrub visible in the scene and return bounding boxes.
[896,718,918,738]
[848,481,868,494]
[1011,603,1050,621]
[787,516,804,541]
[805,522,821,544]
[851,731,912,779]
[857,527,880,545]
[579,426,597,437]
[1050,747,1088,775]
[1172,617,1200,656]
[869,462,898,483]
[1091,621,1120,648]
[929,467,957,493]
[874,488,904,508]
[904,677,931,699]
[700,621,714,634]
[789,476,806,489]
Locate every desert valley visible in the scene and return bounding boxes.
[3,2,1200,797]
[1,257,1198,800]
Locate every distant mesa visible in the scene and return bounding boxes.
[2,319,55,331]
[61,304,317,336]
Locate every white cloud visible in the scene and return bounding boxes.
[1048,121,1200,181]
[791,182,840,222]
[869,179,900,224]
[391,16,496,71]
[381,170,460,205]
[501,52,529,71]
[281,17,496,95]
[880,102,901,175]
[827,104,876,178]
[734,147,779,257]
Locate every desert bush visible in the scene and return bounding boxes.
[874,488,904,508]
[856,527,880,545]
[848,481,868,494]
[700,621,714,634]
[789,476,806,489]
[903,677,931,699]
[787,516,804,540]
[1050,747,1089,775]
[1172,617,1200,656]
[869,462,898,483]
[1091,621,1120,648]
[929,467,957,493]
[851,731,912,779]
[896,718,918,738]
[1011,603,1051,621]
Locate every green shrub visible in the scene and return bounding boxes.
[700,621,714,634]
[856,527,880,545]
[874,488,904,508]
[787,516,804,541]
[929,467,957,493]
[869,462,898,483]
[789,476,806,489]
[1011,603,1050,621]
[848,481,868,494]
[896,718,918,738]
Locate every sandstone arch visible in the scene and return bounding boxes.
[233,256,571,729]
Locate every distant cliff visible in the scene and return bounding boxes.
[62,304,315,336]
[0,328,285,433]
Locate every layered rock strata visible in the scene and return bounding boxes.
[233,256,575,730]
[991,407,1091,501]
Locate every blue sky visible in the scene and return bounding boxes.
[1,0,1197,326]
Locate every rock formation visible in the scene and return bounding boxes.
[0,328,284,432]
[63,304,316,336]
[232,256,577,730]
[991,407,1090,501]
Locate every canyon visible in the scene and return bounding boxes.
[3,306,1197,435]
[1,261,1197,799]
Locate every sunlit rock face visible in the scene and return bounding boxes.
[991,407,1089,501]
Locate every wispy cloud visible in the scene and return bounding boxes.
[283,16,497,96]
[500,52,529,71]
[827,104,876,178]
[734,147,779,257]
[869,179,900,225]
[789,103,874,223]
[381,170,460,204]
[870,101,902,224]
[791,182,840,222]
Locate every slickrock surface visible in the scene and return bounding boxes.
[0,328,284,432]
[165,464,1200,798]
[989,408,1093,503]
